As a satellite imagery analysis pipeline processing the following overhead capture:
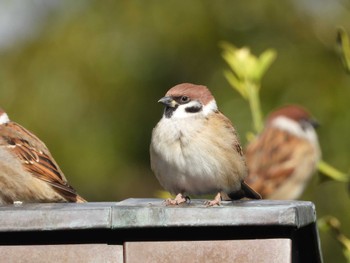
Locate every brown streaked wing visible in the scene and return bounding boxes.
[245,127,300,198]
[1,122,84,202]
[216,111,244,156]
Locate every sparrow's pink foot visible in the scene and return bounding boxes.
[164,193,189,205]
[205,192,222,206]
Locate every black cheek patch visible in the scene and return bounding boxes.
[185,105,202,113]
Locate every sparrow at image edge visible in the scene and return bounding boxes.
[0,108,86,204]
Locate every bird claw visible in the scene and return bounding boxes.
[164,193,190,206]
[204,192,222,206]
[204,200,221,207]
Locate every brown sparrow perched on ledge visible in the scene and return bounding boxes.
[150,83,261,206]
[0,108,86,204]
[245,105,321,200]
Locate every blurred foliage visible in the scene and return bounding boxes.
[155,190,173,200]
[0,1,350,261]
[221,42,276,133]
[221,42,350,183]
[337,27,350,74]
[319,216,350,262]
[222,40,350,261]
[318,160,350,183]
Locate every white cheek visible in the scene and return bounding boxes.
[171,105,192,119]
[303,125,319,148]
[167,99,218,120]
[272,116,319,145]
[0,113,10,124]
[203,100,218,116]
[170,101,202,119]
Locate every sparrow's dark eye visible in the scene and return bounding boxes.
[180,96,190,103]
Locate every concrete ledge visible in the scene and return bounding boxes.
[0,202,114,231]
[0,199,316,231]
[0,199,322,262]
[113,199,316,228]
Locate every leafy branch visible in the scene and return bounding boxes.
[220,42,350,183]
[220,42,276,133]
[221,41,350,261]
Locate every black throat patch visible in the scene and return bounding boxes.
[164,105,178,118]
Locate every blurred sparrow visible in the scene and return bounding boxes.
[150,83,261,206]
[245,105,321,200]
[0,108,86,204]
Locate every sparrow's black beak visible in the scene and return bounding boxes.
[300,118,320,131]
[158,96,177,108]
[309,119,320,129]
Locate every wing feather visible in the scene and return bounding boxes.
[245,127,308,198]
[0,122,86,202]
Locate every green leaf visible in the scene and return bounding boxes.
[255,49,277,80]
[336,27,350,74]
[219,41,237,54]
[223,70,248,99]
[317,160,350,182]
[221,42,260,80]
[222,50,246,80]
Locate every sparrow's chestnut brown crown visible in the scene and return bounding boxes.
[158,83,218,118]
[164,83,214,106]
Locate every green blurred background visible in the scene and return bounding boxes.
[0,0,349,261]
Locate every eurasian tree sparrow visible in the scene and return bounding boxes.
[245,105,321,200]
[0,108,86,204]
[150,83,261,206]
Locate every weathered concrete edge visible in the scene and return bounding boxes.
[111,199,317,229]
[278,202,317,228]
[0,203,114,232]
[0,200,317,231]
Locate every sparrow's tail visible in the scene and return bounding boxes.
[227,181,262,200]
[75,195,87,203]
